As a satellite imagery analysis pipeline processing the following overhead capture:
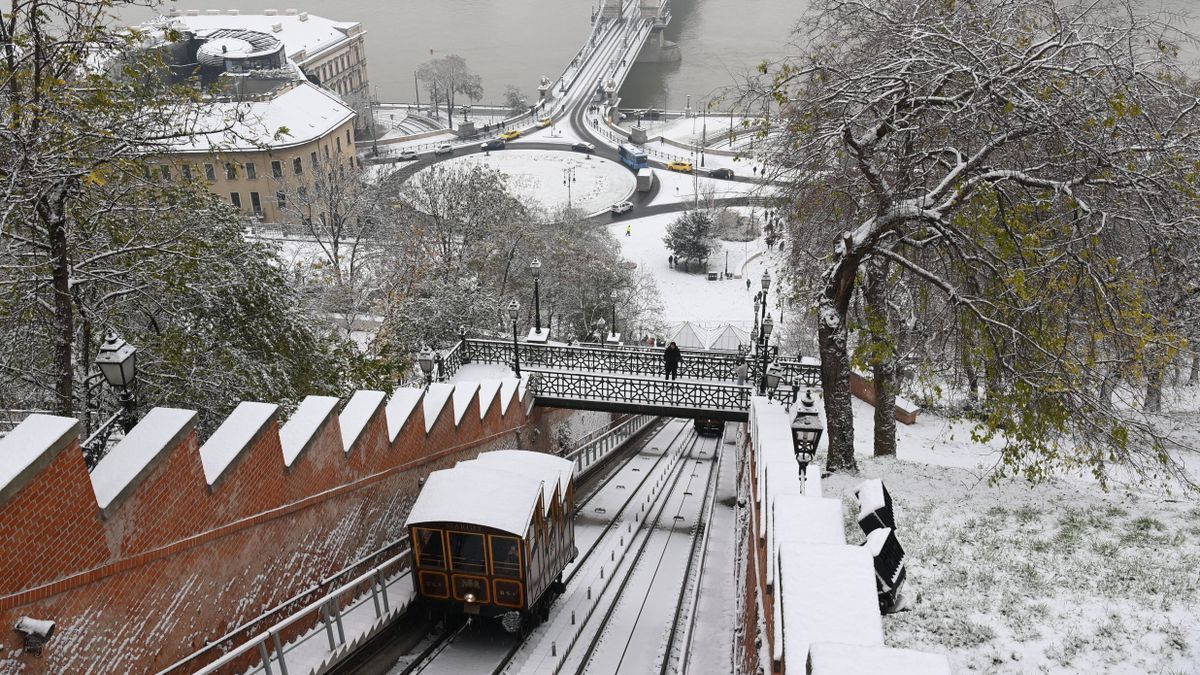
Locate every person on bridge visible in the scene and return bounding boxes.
[734,359,749,386]
[664,342,682,381]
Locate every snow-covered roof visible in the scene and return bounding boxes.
[469,450,574,514]
[778,542,884,670]
[0,414,80,504]
[158,11,360,63]
[669,321,709,350]
[707,323,749,351]
[90,408,197,511]
[199,401,277,485]
[405,461,543,536]
[167,80,355,153]
[807,642,951,674]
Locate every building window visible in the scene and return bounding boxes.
[323,145,330,159]
[276,191,287,209]
[205,163,216,181]
[293,157,303,175]
[142,165,152,181]
[225,162,237,180]
[298,186,307,199]
[336,136,341,153]
[310,151,318,168]
[272,160,283,178]
[250,191,262,215]
[230,192,241,209]
[346,129,351,145]
[159,165,171,182]
[182,164,193,180]
[246,162,257,180]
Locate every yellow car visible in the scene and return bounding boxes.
[537,117,553,128]
[667,161,694,173]
[500,129,523,141]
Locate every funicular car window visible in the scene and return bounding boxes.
[415,527,446,569]
[490,536,522,578]
[448,531,487,573]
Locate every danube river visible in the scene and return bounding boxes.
[120,0,1195,110]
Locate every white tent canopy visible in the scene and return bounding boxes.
[707,323,749,352]
[668,321,709,350]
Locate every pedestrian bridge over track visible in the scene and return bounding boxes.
[433,338,820,421]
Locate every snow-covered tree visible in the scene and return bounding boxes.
[416,54,484,130]
[664,210,718,267]
[762,0,1200,483]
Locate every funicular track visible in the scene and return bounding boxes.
[391,419,692,675]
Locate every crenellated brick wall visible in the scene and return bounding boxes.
[0,380,566,674]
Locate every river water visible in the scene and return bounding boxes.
[119,1,1195,111]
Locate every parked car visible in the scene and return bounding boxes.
[434,143,454,155]
[709,168,734,179]
[667,161,694,173]
[481,138,506,151]
[499,129,523,141]
[398,149,419,161]
[611,201,634,215]
[571,142,596,153]
[537,117,553,128]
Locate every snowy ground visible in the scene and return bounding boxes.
[411,150,635,216]
[606,209,782,326]
[815,397,1200,674]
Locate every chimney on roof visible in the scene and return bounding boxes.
[298,11,309,21]
[229,9,240,15]
[206,9,220,15]
[285,8,298,15]
[185,9,199,16]
[264,9,278,16]
[272,23,283,33]
[166,8,179,16]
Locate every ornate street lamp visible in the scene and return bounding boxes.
[791,390,824,489]
[508,299,522,377]
[95,333,138,432]
[417,345,435,387]
[758,313,774,395]
[530,258,543,334]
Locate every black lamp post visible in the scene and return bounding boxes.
[508,299,522,377]
[758,313,774,395]
[95,333,138,433]
[791,391,824,489]
[418,345,435,387]
[531,258,543,334]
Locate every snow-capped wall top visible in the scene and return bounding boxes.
[199,401,277,486]
[807,643,951,675]
[476,379,503,419]
[279,395,339,467]
[422,383,455,433]
[339,390,386,453]
[452,382,479,425]
[500,378,520,414]
[385,387,424,442]
[90,408,197,511]
[0,414,80,506]
[777,542,884,671]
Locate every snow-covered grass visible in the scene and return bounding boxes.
[411,149,635,215]
[817,398,1200,674]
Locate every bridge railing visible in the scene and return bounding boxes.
[527,368,799,414]
[566,412,657,477]
[465,338,743,381]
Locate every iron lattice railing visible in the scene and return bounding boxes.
[464,338,748,381]
[526,369,793,414]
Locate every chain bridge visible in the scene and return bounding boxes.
[428,337,820,422]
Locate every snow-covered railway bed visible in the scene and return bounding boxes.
[502,430,721,675]
[393,418,693,675]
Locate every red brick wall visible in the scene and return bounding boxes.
[0,385,558,674]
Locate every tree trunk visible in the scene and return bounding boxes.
[1189,355,1198,385]
[43,190,74,417]
[1144,366,1163,413]
[818,249,860,473]
[864,259,897,457]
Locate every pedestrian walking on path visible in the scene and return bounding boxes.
[664,342,682,380]
[669,255,675,268]
[746,278,751,291]
[626,224,632,237]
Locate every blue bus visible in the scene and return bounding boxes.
[618,143,648,171]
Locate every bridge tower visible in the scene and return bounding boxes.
[599,0,622,22]
[634,0,679,64]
